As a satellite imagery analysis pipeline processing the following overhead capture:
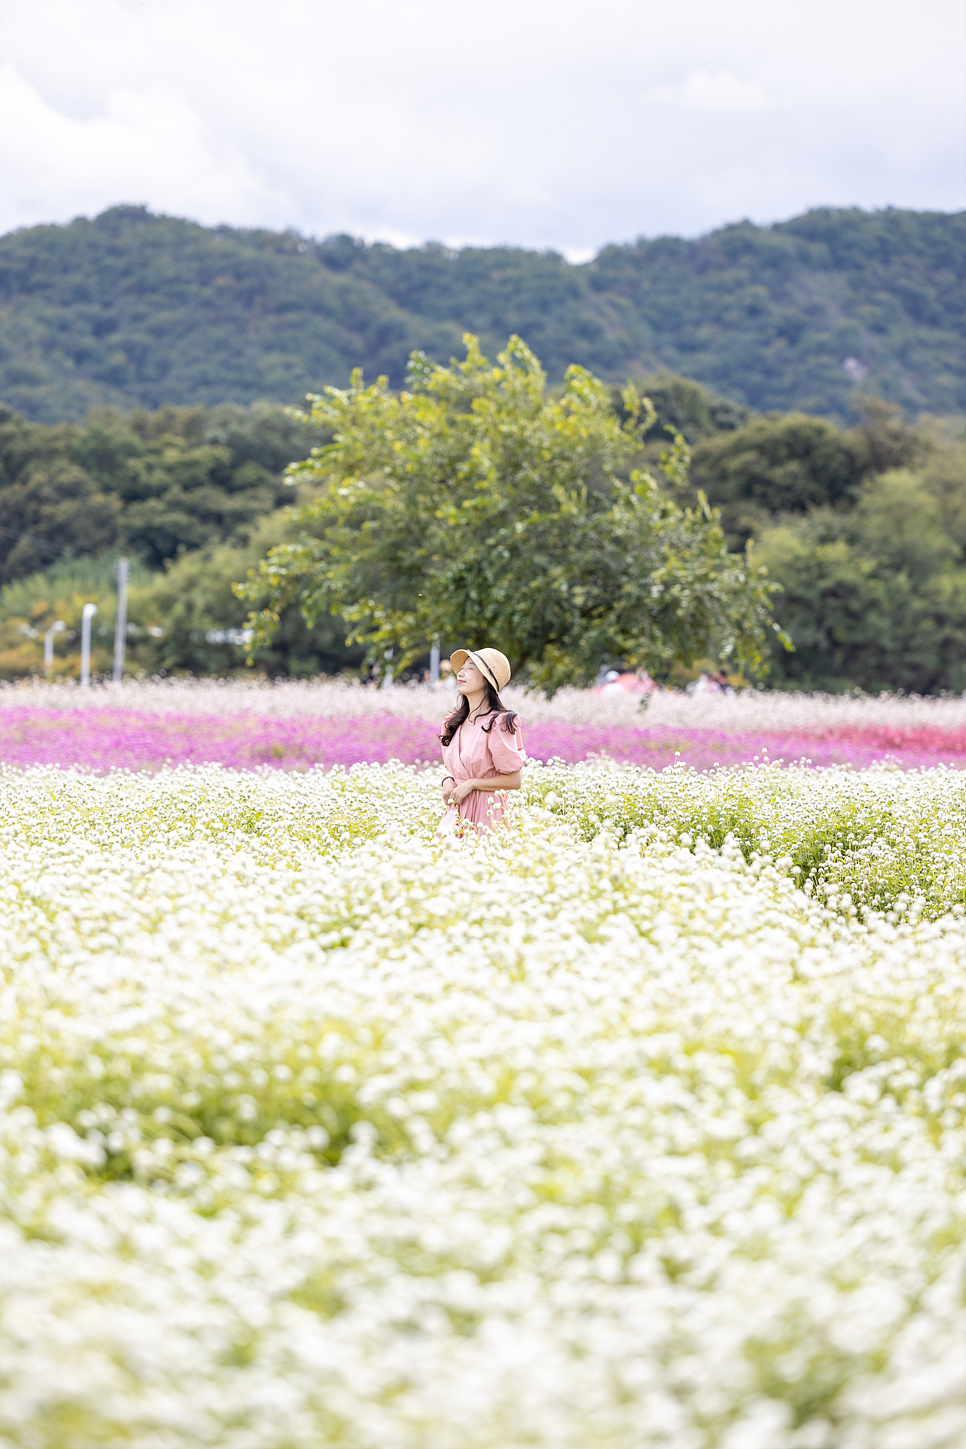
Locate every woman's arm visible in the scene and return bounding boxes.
[451,771,522,804]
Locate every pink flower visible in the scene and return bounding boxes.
[1,707,963,773]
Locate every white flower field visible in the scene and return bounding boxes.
[1,758,965,1447]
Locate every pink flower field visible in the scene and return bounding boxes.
[2,699,964,773]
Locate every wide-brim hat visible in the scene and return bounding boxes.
[450,647,511,693]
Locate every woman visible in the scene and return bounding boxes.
[438,647,526,835]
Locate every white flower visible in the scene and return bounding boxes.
[0,758,963,1446]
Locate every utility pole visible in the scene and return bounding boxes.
[80,603,98,687]
[113,557,128,683]
[43,620,66,674]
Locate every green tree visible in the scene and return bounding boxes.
[688,398,921,547]
[613,373,750,444]
[0,401,324,584]
[0,453,121,579]
[755,455,966,694]
[691,413,867,514]
[131,509,364,679]
[0,517,364,682]
[237,336,785,692]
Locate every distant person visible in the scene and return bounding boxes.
[595,667,656,698]
[597,669,625,697]
[618,669,655,697]
[688,669,734,697]
[688,671,718,696]
[437,647,526,835]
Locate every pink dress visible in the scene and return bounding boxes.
[438,710,527,834]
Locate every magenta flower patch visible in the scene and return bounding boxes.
[1,706,963,772]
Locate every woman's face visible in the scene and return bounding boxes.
[456,658,486,695]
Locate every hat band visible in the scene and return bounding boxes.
[469,653,500,691]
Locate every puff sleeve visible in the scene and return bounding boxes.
[487,719,527,774]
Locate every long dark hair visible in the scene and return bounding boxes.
[440,681,519,747]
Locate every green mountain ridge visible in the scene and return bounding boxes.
[1,204,963,423]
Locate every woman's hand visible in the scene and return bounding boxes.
[441,776,456,804]
[448,773,522,808]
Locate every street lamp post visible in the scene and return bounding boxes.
[430,635,440,685]
[113,557,128,683]
[43,620,66,674]
[80,603,98,687]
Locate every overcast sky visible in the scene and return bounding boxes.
[1,0,963,257]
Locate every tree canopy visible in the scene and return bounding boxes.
[237,337,784,692]
[753,432,966,694]
[2,204,962,424]
[1,376,961,694]
[0,401,323,582]
[686,396,923,548]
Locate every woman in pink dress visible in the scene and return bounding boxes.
[438,647,526,835]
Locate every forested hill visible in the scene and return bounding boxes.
[1,204,963,423]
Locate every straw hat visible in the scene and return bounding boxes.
[450,647,511,693]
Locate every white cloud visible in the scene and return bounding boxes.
[0,0,963,250]
[659,70,768,112]
[0,64,276,232]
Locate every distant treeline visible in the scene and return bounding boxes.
[1,204,963,424]
[2,376,963,694]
